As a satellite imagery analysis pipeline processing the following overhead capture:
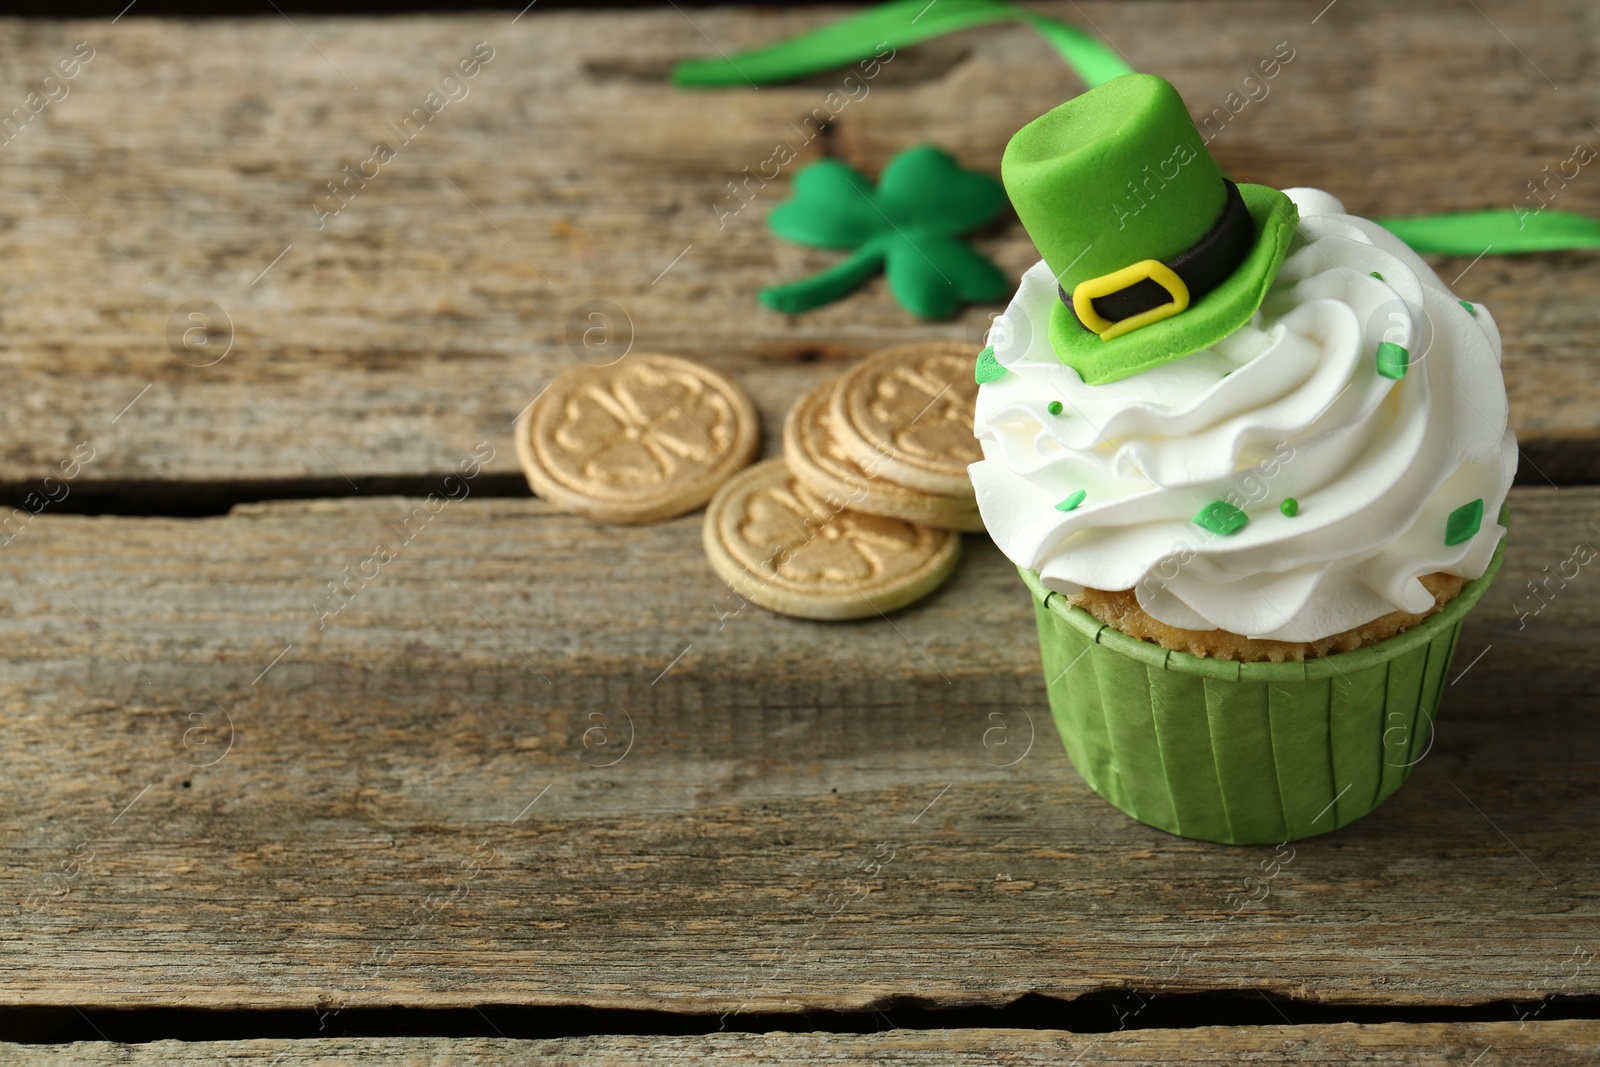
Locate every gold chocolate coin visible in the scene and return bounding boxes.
[784,378,984,533]
[703,458,962,621]
[830,342,983,497]
[515,353,760,524]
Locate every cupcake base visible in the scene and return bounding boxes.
[1022,532,1507,845]
[1060,571,1467,662]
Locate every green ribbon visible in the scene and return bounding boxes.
[674,0,1600,263]
[1376,209,1600,256]
[672,0,1134,90]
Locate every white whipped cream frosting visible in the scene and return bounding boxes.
[971,187,1517,642]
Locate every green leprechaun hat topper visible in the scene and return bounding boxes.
[1002,73,1299,385]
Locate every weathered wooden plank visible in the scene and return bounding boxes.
[7,1022,1600,1065]
[0,486,1595,1010]
[0,2,1594,490]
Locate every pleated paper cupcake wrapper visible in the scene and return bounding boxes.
[1022,531,1507,845]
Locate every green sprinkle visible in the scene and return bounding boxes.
[1047,400,1063,416]
[1194,500,1248,536]
[1444,498,1484,546]
[1055,490,1086,512]
[1376,341,1409,380]
[1459,300,1474,312]
[1370,271,1384,280]
[974,346,1007,385]
[1279,497,1299,517]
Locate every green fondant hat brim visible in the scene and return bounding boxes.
[1048,184,1299,385]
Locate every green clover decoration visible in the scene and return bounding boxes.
[759,145,1011,319]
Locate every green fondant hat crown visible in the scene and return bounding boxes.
[1001,73,1298,385]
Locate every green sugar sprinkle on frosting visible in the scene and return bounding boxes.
[1055,490,1086,512]
[1047,400,1063,416]
[1376,341,1409,380]
[974,345,1007,384]
[1194,500,1248,536]
[1279,497,1299,517]
[1370,271,1384,280]
[1459,300,1474,312]
[1444,498,1484,546]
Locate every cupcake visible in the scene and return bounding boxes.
[970,74,1515,844]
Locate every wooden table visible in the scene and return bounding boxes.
[1,3,1597,1062]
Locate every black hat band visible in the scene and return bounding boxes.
[1061,179,1255,333]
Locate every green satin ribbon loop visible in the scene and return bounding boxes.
[671,0,1133,89]
[1009,10,1135,88]
[672,0,1600,308]
[1376,209,1600,256]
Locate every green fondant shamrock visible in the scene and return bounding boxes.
[760,145,1011,319]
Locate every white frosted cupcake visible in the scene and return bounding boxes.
[969,74,1513,843]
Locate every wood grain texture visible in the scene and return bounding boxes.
[1,486,1595,1011]
[0,2,1594,490]
[7,1022,1600,1064]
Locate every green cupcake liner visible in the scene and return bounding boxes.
[1022,529,1507,845]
